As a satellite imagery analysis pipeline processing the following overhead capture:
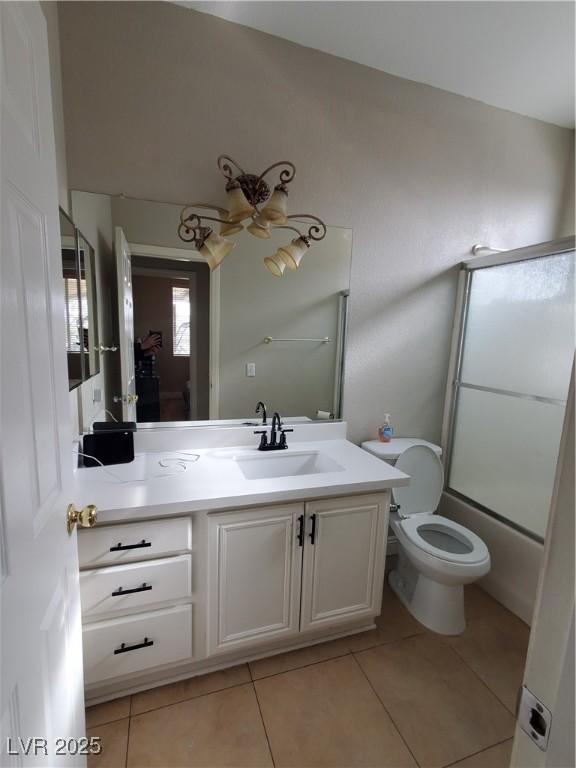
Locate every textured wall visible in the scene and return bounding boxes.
[59,1,574,443]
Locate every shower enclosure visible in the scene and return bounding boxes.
[443,237,575,541]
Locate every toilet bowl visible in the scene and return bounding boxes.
[362,440,490,635]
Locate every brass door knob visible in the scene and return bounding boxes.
[67,504,97,534]
[113,394,139,404]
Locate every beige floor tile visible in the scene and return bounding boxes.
[465,585,512,623]
[347,581,424,652]
[127,683,272,767]
[249,637,350,680]
[355,634,515,768]
[86,696,131,729]
[131,664,250,715]
[449,739,513,768]
[443,612,530,713]
[255,655,416,767]
[87,718,129,768]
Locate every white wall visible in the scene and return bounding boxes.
[218,226,351,419]
[58,1,574,445]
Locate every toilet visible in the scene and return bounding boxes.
[362,438,490,635]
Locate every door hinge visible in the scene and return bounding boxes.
[517,685,552,751]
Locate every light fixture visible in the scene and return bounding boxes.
[178,155,327,273]
[247,214,271,239]
[264,253,287,277]
[276,236,310,270]
[178,211,236,271]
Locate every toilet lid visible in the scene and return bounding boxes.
[392,445,444,517]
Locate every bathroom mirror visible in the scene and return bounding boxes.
[70,192,352,424]
[60,207,100,390]
[77,233,100,379]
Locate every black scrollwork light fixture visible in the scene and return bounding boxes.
[178,156,327,275]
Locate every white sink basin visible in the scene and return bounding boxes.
[235,450,344,480]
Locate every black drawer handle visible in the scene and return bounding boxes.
[112,583,152,597]
[309,513,317,545]
[296,514,304,547]
[114,637,154,654]
[110,540,151,552]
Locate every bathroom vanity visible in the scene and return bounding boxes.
[74,422,409,703]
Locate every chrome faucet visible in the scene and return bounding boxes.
[254,411,293,451]
[255,401,267,425]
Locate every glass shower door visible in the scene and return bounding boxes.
[447,249,574,540]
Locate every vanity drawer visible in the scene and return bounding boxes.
[80,555,192,619]
[83,605,193,685]
[79,517,191,567]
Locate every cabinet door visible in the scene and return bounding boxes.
[301,494,389,631]
[208,504,304,653]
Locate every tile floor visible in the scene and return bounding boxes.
[86,582,529,768]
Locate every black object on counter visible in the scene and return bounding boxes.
[83,431,134,467]
[93,421,137,432]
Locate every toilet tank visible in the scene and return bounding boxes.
[361,437,442,466]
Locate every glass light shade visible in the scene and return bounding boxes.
[200,231,236,270]
[277,237,309,270]
[226,185,254,223]
[247,217,271,239]
[219,214,244,237]
[264,253,287,277]
[260,186,288,224]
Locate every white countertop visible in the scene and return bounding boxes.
[73,438,410,523]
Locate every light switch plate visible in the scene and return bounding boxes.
[246,363,256,377]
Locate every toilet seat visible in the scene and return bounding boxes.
[400,515,489,564]
[392,445,444,517]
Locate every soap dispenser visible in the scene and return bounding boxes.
[378,414,393,443]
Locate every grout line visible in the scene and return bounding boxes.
[249,649,351,682]
[351,653,421,768]
[124,715,131,768]
[445,635,521,717]
[441,736,513,768]
[128,676,252,718]
[348,628,426,654]
[252,681,276,768]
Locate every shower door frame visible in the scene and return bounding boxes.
[440,235,575,543]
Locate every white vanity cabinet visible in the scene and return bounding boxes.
[80,491,390,697]
[207,504,304,653]
[300,495,386,630]
[207,493,389,655]
[79,516,193,687]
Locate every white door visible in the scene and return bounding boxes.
[208,504,304,653]
[1,3,87,765]
[300,494,388,631]
[114,227,136,421]
[511,367,575,768]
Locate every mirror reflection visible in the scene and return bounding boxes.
[78,233,100,379]
[71,192,352,425]
[60,207,100,390]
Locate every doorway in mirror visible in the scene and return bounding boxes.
[131,256,210,422]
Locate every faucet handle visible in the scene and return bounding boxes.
[254,429,268,450]
[278,427,293,448]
